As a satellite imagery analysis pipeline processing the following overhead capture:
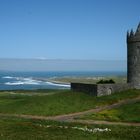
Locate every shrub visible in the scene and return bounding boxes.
[96,79,115,84]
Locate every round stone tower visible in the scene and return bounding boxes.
[127,23,140,89]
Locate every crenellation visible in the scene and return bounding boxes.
[127,23,140,43]
[130,29,134,36]
[136,22,140,32]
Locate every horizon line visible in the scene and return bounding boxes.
[0,58,127,61]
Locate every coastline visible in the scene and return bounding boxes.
[0,71,126,90]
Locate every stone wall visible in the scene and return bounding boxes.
[97,83,131,96]
[71,83,98,96]
[71,83,132,97]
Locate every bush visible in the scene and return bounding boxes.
[96,79,115,84]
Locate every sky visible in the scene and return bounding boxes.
[0,59,126,71]
[0,0,139,71]
[0,0,139,60]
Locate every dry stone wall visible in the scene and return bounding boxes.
[71,83,132,97]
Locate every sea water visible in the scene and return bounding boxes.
[0,71,126,90]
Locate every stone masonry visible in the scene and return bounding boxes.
[71,83,131,97]
[127,23,140,89]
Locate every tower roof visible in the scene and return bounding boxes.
[136,22,140,34]
[127,22,140,43]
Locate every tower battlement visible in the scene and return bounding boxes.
[127,23,140,43]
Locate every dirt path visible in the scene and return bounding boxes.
[0,96,140,126]
[46,96,140,121]
[68,120,140,126]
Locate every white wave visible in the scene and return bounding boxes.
[46,81,70,87]
[14,77,31,80]
[2,76,33,80]
[5,81,41,85]
[2,76,23,80]
[23,79,41,85]
[3,76,70,87]
[5,81,25,85]
[5,78,41,86]
[2,76,15,79]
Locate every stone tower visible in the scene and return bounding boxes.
[127,23,140,89]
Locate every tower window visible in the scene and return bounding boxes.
[133,56,137,64]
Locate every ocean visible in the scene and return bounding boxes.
[0,71,126,90]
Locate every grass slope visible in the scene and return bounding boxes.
[81,101,140,122]
[0,89,139,116]
[0,117,139,140]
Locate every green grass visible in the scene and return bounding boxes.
[0,89,139,139]
[80,101,140,123]
[50,76,127,84]
[0,89,139,116]
[0,116,139,140]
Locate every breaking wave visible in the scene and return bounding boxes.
[46,81,70,87]
[4,76,42,86]
[2,76,14,79]
[3,76,70,88]
[5,81,40,85]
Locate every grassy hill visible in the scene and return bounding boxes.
[0,117,139,140]
[80,101,140,122]
[0,89,139,116]
[0,89,139,140]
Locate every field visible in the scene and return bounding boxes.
[0,89,139,140]
[0,117,140,140]
[48,76,127,84]
[0,89,139,116]
[79,101,140,123]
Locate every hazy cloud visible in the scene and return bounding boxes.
[0,59,126,72]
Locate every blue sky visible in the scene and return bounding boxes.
[0,0,140,60]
